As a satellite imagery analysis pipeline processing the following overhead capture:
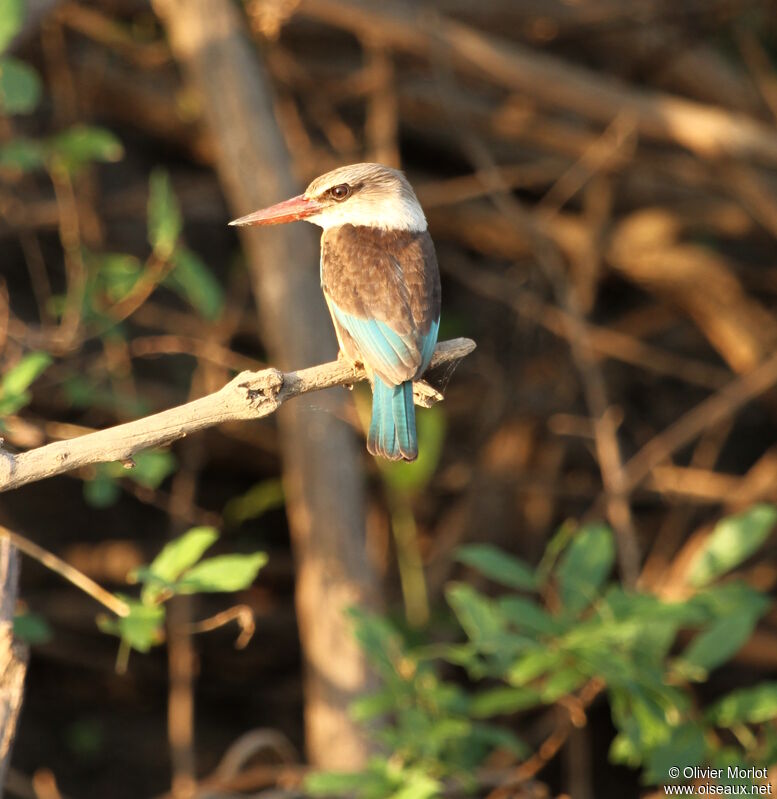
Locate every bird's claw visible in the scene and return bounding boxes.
[337,349,358,390]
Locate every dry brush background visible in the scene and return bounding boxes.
[2,0,777,797]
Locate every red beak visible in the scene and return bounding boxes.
[228,194,323,227]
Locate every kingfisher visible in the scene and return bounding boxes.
[230,163,441,462]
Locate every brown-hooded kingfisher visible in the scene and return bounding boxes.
[230,163,441,462]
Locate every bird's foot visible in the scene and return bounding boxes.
[337,349,360,391]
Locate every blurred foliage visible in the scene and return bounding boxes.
[0,351,52,418]
[308,505,777,798]
[0,126,123,174]
[13,609,52,645]
[0,0,225,522]
[223,478,285,528]
[0,1,222,336]
[97,526,266,670]
[147,167,183,260]
[83,450,177,508]
[0,0,40,114]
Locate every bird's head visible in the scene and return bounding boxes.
[229,163,427,232]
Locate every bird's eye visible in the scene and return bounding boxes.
[328,183,351,201]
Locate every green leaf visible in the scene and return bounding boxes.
[147,168,182,259]
[677,613,759,676]
[126,450,176,489]
[688,580,770,621]
[688,504,777,587]
[166,248,224,320]
[456,544,537,590]
[93,253,142,303]
[350,689,397,722]
[498,596,564,635]
[0,0,24,52]
[1,351,51,397]
[305,759,416,799]
[707,682,777,726]
[470,686,541,718]
[506,648,562,686]
[305,770,378,796]
[82,451,176,510]
[0,392,28,416]
[609,732,640,768]
[556,523,615,615]
[445,583,506,649]
[349,607,405,677]
[644,723,706,785]
[176,552,267,594]
[144,526,218,588]
[415,641,478,669]
[48,125,123,174]
[98,600,165,653]
[0,55,40,113]
[223,479,284,527]
[609,684,674,758]
[711,749,756,789]
[390,770,441,799]
[0,138,45,172]
[0,351,52,415]
[380,407,446,495]
[119,604,164,652]
[540,667,586,702]
[13,611,52,645]
[536,520,576,585]
[95,450,176,490]
[673,581,769,680]
[601,587,709,634]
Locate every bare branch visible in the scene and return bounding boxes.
[0,338,476,493]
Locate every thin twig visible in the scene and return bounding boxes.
[621,349,777,493]
[485,678,604,799]
[49,163,86,352]
[184,604,256,649]
[0,338,475,492]
[0,524,130,617]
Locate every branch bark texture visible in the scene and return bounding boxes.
[0,339,474,493]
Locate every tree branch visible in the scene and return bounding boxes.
[0,338,475,493]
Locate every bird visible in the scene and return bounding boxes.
[229,163,441,462]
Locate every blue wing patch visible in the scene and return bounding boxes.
[419,319,440,373]
[331,305,421,385]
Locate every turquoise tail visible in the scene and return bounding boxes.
[367,377,417,461]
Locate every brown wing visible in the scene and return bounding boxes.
[321,225,440,383]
